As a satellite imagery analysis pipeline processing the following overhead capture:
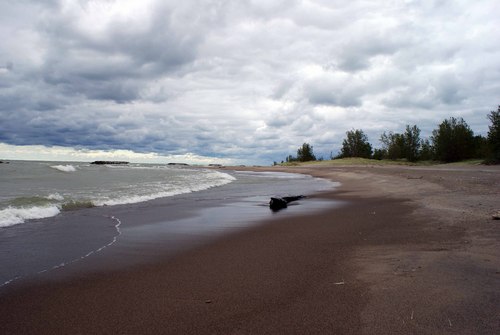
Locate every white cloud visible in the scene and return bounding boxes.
[0,143,236,165]
[0,0,498,163]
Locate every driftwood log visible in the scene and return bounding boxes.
[269,195,305,211]
[492,211,500,220]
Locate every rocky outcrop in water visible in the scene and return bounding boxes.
[91,161,129,165]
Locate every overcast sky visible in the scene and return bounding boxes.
[0,0,498,164]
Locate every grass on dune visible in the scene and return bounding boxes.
[278,158,486,167]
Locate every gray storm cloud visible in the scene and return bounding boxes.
[0,0,498,164]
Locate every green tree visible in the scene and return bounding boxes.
[487,106,500,163]
[297,143,316,162]
[380,131,404,160]
[380,125,421,161]
[419,138,434,161]
[473,135,489,159]
[403,125,421,162]
[431,117,475,162]
[340,129,373,158]
[372,148,386,160]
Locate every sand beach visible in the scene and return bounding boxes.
[0,163,499,334]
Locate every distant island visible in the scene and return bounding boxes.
[167,163,190,166]
[90,161,129,165]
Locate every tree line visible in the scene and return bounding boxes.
[279,106,500,165]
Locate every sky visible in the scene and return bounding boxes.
[0,0,499,165]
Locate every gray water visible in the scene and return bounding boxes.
[0,161,236,227]
[0,161,340,290]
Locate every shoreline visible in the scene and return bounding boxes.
[0,169,335,288]
[0,164,499,334]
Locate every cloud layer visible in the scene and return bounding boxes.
[1,0,499,164]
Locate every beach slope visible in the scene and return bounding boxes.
[0,163,499,334]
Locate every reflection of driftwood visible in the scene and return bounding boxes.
[269,195,305,211]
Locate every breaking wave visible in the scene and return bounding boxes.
[93,170,236,206]
[0,169,236,228]
[0,199,97,228]
[0,205,61,228]
[50,165,77,172]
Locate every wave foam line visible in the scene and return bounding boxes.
[0,215,122,289]
[1,275,21,287]
[95,215,122,252]
[50,164,77,172]
[0,205,61,228]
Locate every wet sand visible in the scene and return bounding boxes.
[0,163,499,334]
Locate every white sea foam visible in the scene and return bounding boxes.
[0,168,236,227]
[94,170,236,206]
[50,164,77,172]
[94,191,180,206]
[0,205,60,227]
[47,193,64,201]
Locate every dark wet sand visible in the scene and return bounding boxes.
[0,164,499,334]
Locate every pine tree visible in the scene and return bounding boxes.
[487,106,500,163]
[431,117,475,162]
[340,130,373,158]
[297,143,316,162]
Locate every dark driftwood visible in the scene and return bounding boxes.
[269,195,305,211]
